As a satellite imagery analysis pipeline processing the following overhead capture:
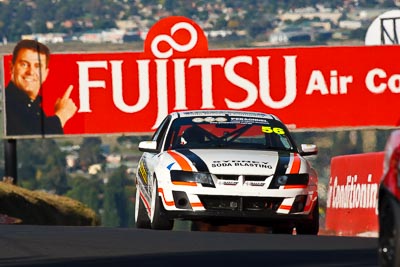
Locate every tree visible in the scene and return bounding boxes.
[79,137,104,172]
[31,0,58,33]
[66,175,103,213]
[17,139,68,194]
[162,0,175,12]
[102,188,120,227]
[102,166,134,227]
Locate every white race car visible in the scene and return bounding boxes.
[135,110,319,234]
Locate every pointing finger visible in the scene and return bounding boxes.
[62,85,74,100]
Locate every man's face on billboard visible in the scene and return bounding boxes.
[11,48,49,100]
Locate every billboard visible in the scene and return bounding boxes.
[2,16,400,138]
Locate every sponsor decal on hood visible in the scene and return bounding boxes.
[167,149,301,175]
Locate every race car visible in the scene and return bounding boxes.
[378,129,400,266]
[134,110,319,234]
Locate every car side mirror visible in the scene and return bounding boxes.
[300,144,318,156]
[138,140,159,153]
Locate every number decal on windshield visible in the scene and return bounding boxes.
[262,126,285,135]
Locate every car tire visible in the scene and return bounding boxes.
[150,178,174,230]
[134,185,151,229]
[296,199,320,235]
[378,194,400,267]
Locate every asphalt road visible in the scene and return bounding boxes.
[0,225,379,267]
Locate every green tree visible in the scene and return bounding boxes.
[102,166,134,227]
[102,188,120,226]
[17,139,68,193]
[66,175,103,213]
[17,139,41,189]
[38,139,69,194]
[162,0,175,12]
[79,137,104,172]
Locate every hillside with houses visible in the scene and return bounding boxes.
[0,0,398,46]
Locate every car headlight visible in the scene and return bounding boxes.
[269,173,309,189]
[170,170,215,187]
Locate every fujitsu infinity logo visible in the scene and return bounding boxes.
[151,22,198,58]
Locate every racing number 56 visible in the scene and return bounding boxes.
[262,126,285,135]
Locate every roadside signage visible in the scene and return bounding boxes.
[2,16,400,138]
[326,152,384,236]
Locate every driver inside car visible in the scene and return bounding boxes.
[180,126,207,147]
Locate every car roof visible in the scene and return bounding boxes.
[170,110,281,121]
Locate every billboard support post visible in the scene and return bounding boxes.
[4,139,17,184]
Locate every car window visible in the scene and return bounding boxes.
[152,115,171,151]
[164,115,296,152]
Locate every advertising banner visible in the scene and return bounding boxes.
[325,152,384,236]
[2,16,400,138]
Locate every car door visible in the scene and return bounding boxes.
[137,115,172,200]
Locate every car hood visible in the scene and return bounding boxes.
[166,148,305,176]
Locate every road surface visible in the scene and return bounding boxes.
[0,225,379,267]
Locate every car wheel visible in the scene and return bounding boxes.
[296,199,320,235]
[150,178,174,230]
[379,194,400,267]
[134,185,151,229]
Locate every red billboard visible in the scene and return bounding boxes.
[3,16,400,138]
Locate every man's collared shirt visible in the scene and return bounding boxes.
[5,81,63,136]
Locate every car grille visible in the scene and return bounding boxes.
[216,175,268,182]
[197,195,283,212]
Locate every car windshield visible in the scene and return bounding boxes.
[164,115,296,152]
